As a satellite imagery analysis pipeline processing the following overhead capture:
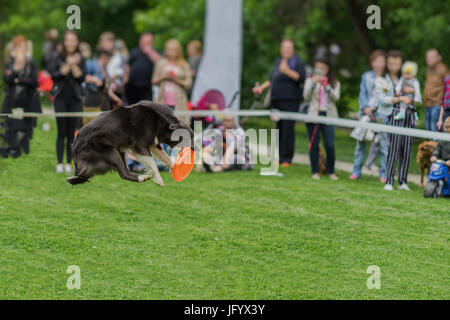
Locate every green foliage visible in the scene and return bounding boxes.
[0,0,449,115]
[133,0,205,50]
[0,0,67,64]
[0,0,149,65]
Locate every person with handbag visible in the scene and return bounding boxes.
[252,39,306,167]
[350,50,389,182]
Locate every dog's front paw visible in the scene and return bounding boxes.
[153,177,165,187]
[138,174,151,182]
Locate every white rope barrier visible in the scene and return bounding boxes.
[1,109,449,141]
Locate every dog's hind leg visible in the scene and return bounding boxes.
[150,145,173,170]
[134,153,165,187]
[109,149,150,183]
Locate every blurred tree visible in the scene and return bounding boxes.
[0,0,4,70]
[133,0,206,50]
[0,0,448,114]
[0,0,149,65]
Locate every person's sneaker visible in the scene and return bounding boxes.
[329,174,338,180]
[380,177,387,183]
[65,164,72,173]
[56,164,64,173]
[398,183,410,191]
[281,162,292,168]
[394,111,406,120]
[349,174,359,180]
[312,173,320,180]
[384,184,393,191]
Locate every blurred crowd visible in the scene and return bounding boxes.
[1,29,449,190]
[0,29,209,174]
[252,40,449,190]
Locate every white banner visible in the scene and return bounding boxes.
[190,0,243,110]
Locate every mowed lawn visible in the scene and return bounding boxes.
[0,118,448,300]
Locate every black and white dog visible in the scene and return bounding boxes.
[67,101,194,187]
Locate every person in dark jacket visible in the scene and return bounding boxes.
[253,39,306,167]
[1,35,41,158]
[430,117,450,166]
[124,33,162,105]
[48,30,86,173]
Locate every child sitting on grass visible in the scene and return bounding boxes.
[430,117,450,167]
[201,110,252,173]
[394,61,422,121]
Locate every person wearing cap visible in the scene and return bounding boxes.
[394,61,421,121]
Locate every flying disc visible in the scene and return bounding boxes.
[172,147,195,182]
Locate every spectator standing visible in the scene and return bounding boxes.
[79,41,92,60]
[252,39,306,167]
[350,50,388,182]
[303,57,340,180]
[1,35,41,158]
[125,33,162,105]
[48,30,86,173]
[423,48,448,131]
[97,32,127,107]
[186,40,202,99]
[375,50,414,191]
[42,28,59,71]
[152,38,192,125]
[437,75,450,131]
[83,49,116,124]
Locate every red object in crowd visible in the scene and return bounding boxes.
[195,89,226,123]
[187,101,194,111]
[195,89,226,110]
[38,70,53,93]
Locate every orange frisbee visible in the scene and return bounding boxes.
[172,147,195,182]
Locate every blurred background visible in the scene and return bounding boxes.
[0,0,449,115]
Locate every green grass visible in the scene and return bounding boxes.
[0,118,448,300]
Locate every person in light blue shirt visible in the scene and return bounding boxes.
[350,50,389,182]
[85,54,105,92]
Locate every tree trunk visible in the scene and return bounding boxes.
[346,0,376,57]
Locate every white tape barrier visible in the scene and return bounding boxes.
[1,109,449,141]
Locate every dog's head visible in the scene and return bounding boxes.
[141,102,196,151]
[418,141,438,158]
[161,119,196,151]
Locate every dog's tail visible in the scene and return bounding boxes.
[66,175,90,185]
